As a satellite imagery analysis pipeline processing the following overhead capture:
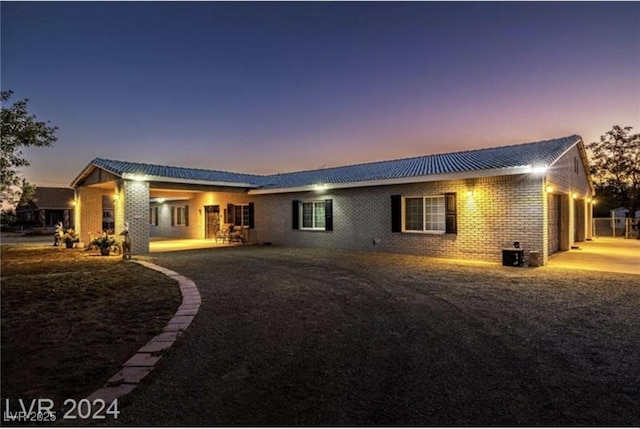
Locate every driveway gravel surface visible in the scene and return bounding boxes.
[113,246,640,426]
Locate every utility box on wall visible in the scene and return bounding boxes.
[529,251,542,267]
[502,249,525,267]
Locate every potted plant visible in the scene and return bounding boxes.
[91,235,117,256]
[62,228,79,249]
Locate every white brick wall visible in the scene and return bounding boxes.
[123,180,150,254]
[251,174,546,265]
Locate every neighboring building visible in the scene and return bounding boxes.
[70,135,594,265]
[611,207,629,224]
[15,187,75,228]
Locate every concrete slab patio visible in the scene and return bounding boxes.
[149,238,241,253]
[548,236,640,275]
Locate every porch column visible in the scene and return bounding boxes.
[586,200,593,240]
[76,186,103,245]
[120,179,150,254]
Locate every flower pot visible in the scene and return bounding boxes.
[65,241,74,249]
[100,247,110,256]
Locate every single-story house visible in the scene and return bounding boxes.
[15,187,75,228]
[70,134,594,265]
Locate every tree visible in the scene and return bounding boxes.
[587,125,640,216]
[1,90,58,206]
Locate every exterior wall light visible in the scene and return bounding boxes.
[545,185,554,193]
[571,193,577,199]
[113,194,120,201]
[157,198,166,204]
[466,190,474,197]
[531,165,547,174]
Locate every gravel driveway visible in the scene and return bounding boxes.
[115,247,640,426]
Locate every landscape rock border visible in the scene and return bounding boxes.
[84,260,201,404]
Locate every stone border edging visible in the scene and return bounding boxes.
[84,260,201,404]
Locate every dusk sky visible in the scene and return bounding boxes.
[2,2,639,188]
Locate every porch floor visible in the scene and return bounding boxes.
[149,238,241,253]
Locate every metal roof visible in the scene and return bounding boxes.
[72,135,583,190]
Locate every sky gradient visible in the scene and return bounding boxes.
[2,2,639,187]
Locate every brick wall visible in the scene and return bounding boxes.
[123,180,150,254]
[76,186,104,245]
[251,174,545,264]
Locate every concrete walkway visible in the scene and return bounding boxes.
[547,236,640,275]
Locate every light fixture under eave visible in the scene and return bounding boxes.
[531,165,548,174]
[157,198,166,204]
[314,183,328,191]
[571,193,577,199]
[113,194,120,201]
[545,185,554,193]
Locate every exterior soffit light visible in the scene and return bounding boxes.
[531,165,547,174]
[545,185,554,193]
[314,183,328,191]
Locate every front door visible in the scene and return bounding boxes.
[205,205,220,239]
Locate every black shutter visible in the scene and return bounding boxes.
[154,207,158,226]
[171,207,175,226]
[324,199,333,231]
[248,202,255,229]
[184,205,189,227]
[391,195,402,232]
[227,203,235,225]
[292,200,299,230]
[234,206,242,226]
[445,193,457,234]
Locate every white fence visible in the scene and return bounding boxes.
[593,217,639,238]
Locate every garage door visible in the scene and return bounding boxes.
[548,194,560,255]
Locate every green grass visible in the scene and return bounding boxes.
[1,245,181,410]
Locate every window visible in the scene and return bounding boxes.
[225,203,255,228]
[292,199,333,231]
[103,210,113,219]
[176,207,186,225]
[302,201,326,230]
[149,207,158,226]
[403,196,446,233]
[172,205,189,227]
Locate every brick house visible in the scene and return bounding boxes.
[70,135,594,265]
[15,187,75,228]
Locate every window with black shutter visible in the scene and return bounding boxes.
[248,202,255,229]
[391,195,402,232]
[445,193,457,234]
[292,200,300,230]
[324,199,333,231]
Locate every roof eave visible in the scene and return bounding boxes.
[248,165,536,195]
[122,173,259,189]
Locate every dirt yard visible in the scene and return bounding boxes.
[114,246,640,427]
[0,245,181,412]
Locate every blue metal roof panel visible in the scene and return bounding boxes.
[85,135,581,189]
